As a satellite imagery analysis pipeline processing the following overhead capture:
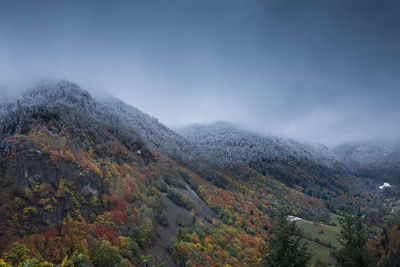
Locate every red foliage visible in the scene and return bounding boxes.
[42,228,58,240]
[130,208,139,224]
[95,225,120,246]
[95,225,106,238]
[111,210,128,225]
[110,195,127,211]
[104,227,120,246]
[123,189,132,201]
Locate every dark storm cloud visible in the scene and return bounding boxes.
[0,0,399,145]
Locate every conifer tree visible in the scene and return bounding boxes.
[332,211,373,267]
[263,209,311,267]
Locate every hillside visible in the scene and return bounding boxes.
[333,141,398,166]
[334,141,400,185]
[178,122,382,217]
[100,96,197,163]
[0,81,335,266]
[178,122,339,168]
[0,80,395,266]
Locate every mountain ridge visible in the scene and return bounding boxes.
[333,140,400,185]
[0,80,395,266]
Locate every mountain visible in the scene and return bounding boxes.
[100,96,196,163]
[0,80,194,162]
[0,80,393,266]
[333,140,398,167]
[0,80,211,265]
[333,141,400,185]
[177,121,345,169]
[178,122,372,199]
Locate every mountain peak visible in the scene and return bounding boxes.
[0,80,196,163]
[23,79,94,106]
[0,79,99,120]
[0,80,103,140]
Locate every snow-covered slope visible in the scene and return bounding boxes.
[178,121,340,168]
[379,146,400,165]
[333,140,400,184]
[177,122,364,192]
[2,80,394,186]
[100,96,196,162]
[333,141,398,166]
[0,80,105,137]
[0,80,196,163]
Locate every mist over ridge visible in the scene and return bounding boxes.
[1,0,399,146]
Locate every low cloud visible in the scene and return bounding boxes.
[0,0,399,146]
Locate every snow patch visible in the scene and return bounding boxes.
[379,182,392,190]
[287,215,303,222]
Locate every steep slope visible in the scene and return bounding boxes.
[334,141,400,185]
[0,81,160,264]
[0,81,194,162]
[0,81,211,265]
[178,122,381,214]
[100,96,197,163]
[333,140,398,168]
[178,122,341,166]
[377,148,400,183]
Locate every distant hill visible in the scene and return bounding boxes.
[333,140,400,185]
[178,121,339,168]
[177,122,374,204]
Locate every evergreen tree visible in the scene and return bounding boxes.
[332,211,373,267]
[263,210,311,267]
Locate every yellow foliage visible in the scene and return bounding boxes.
[56,179,67,198]
[0,259,11,267]
[90,196,98,207]
[23,206,37,216]
[44,204,54,212]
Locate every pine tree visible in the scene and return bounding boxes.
[263,209,311,267]
[332,211,373,267]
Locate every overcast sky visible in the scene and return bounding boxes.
[0,0,399,146]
